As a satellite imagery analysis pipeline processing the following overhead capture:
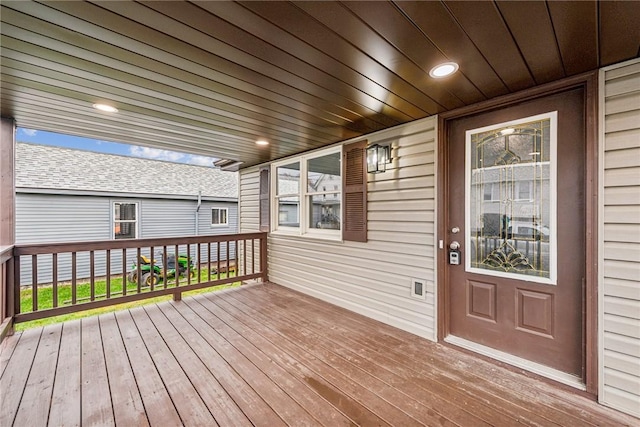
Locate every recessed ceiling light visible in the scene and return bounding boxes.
[92,103,118,113]
[429,62,459,78]
[256,139,269,146]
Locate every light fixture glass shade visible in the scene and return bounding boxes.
[367,144,389,173]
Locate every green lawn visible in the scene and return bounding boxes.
[17,269,239,331]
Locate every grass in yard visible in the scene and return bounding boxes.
[16,269,239,331]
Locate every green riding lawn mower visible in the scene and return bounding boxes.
[127,253,195,287]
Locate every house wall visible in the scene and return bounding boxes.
[16,193,237,284]
[599,58,640,418]
[240,117,438,340]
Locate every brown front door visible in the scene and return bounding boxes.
[445,88,586,379]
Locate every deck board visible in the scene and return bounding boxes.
[1,283,638,427]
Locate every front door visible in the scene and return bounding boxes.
[445,88,586,381]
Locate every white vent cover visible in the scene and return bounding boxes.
[411,278,427,300]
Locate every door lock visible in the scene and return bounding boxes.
[449,241,461,265]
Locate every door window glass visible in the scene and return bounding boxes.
[466,112,557,284]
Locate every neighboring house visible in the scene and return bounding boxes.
[15,142,238,284]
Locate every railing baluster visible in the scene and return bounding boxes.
[243,239,247,278]
[216,242,221,280]
[90,250,95,302]
[12,256,19,316]
[52,253,58,308]
[150,246,155,292]
[122,248,127,297]
[197,243,201,284]
[71,252,77,305]
[136,247,142,294]
[162,246,168,289]
[207,243,211,282]
[173,244,181,301]
[31,255,38,312]
[106,249,111,299]
[187,244,191,286]
[226,241,230,278]
[252,239,255,275]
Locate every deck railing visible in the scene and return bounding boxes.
[8,232,267,323]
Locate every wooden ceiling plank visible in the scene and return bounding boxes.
[547,1,599,75]
[191,2,410,131]
[238,0,439,115]
[442,0,536,92]
[86,0,400,130]
[599,1,640,67]
[10,1,383,133]
[143,0,409,128]
[337,1,487,107]
[295,1,473,108]
[495,0,565,85]
[1,34,339,144]
[392,1,509,100]
[0,5,360,133]
[0,69,328,156]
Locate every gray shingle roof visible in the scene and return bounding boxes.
[16,143,237,199]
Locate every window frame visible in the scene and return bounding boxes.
[271,145,343,240]
[211,207,229,227]
[112,201,139,240]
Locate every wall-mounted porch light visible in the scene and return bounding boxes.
[366,144,391,174]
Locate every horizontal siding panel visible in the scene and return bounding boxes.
[601,385,640,419]
[367,230,433,245]
[604,205,640,224]
[395,140,435,157]
[604,259,640,282]
[604,148,640,169]
[604,314,640,339]
[605,110,640,133]
[604,277,640,300]
[368,175,434,192]
[602,224,640,243]
[604,331,640,358]
[604,168,640,188]
[605,90,640,115]
[604,296,640,320]
[604,128,640,151]
[604,186,640,205]
[605,60,640,80]
[604,368,640,396]
[368,219,434,233]
[368,199,434,212]
[368,187,434,202]
[604,242,640,262]
[604,350,640,378]
[605,71,640,97]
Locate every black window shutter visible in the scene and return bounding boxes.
[259,167,270,232]
[342,140,367,242]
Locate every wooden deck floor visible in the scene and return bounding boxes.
[1,283,637,427]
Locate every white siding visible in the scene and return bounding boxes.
[599,58,640,418]
[239,117,437,340]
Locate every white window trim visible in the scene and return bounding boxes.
[211,207,229,227]
[112,201,139,240]
[271,145,342,240]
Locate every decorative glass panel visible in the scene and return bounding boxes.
[466,112,557,284]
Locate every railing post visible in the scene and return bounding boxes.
[260,233,268,283]
[173,290,182,302]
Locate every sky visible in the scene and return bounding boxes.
[16,128,218,167]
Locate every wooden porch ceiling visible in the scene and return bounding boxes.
[1,1,639,168]
[1,284,636,426]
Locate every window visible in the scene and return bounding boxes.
[113,202,138,239]
[271,146,342,238]
[211,208,229,226]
